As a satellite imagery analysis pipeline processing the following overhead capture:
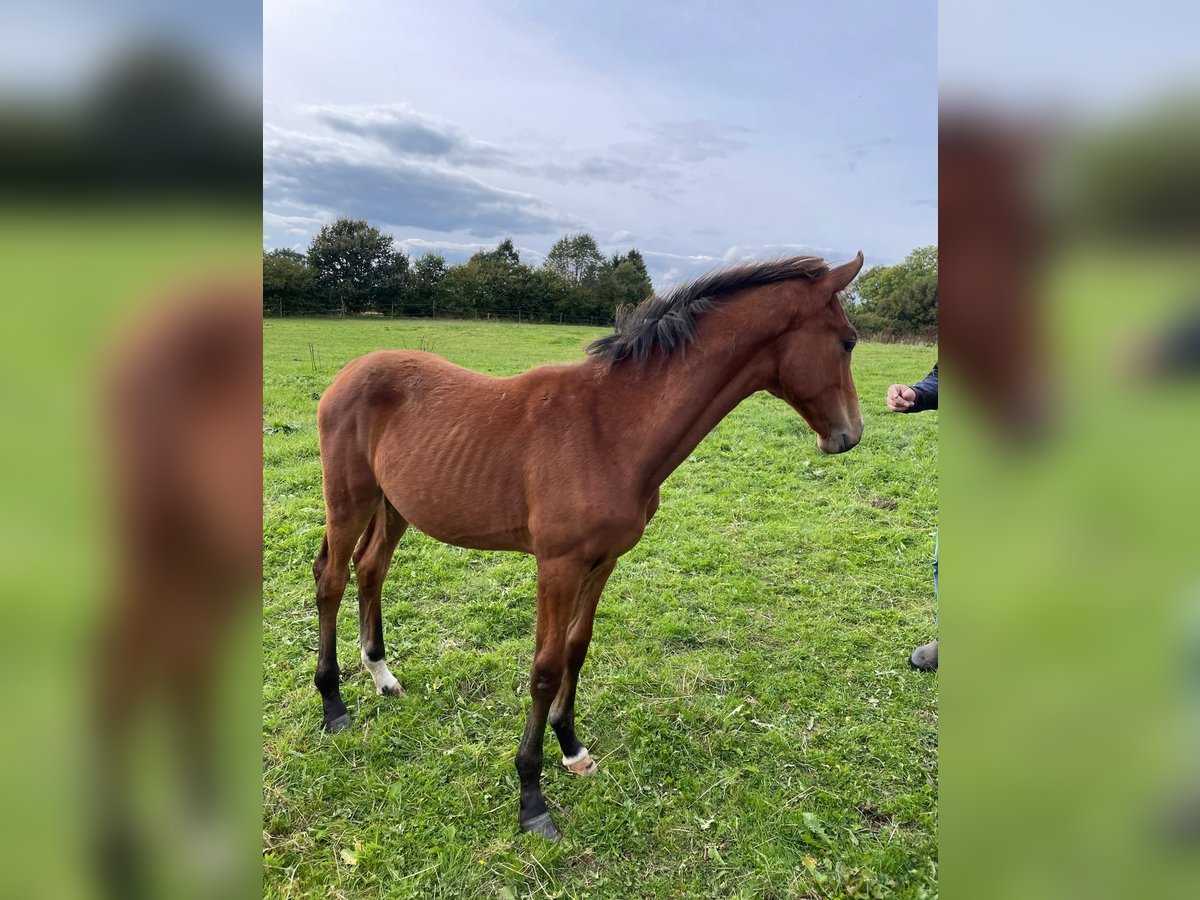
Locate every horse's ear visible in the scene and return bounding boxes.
[824,251,864,293]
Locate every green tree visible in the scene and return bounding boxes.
[444,239,571,321]
[306,218,396,316]
[492,237,521,266]
[411,252,447,316]
[523,266,574,320]
[544,232,604,288]
[859,271,937,335]
[458,242,523,317]
[625,248,650,283]
[377,249,412,317]
[263,248,320,315]
[595,258,653,319]
[847,246,938,339]
[439,263,482,317]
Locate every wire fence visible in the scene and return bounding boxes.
[264,303,616,328]
[264,303,936,343]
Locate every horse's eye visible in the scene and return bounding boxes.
[842,338,857,353]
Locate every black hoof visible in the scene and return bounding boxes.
[380,682,405,697]
[520,811,561,841]
[323,712,352,733]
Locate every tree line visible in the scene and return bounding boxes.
[263,218,655,325]
[264,217,936,341]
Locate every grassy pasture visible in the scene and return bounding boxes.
[263,318,938,899]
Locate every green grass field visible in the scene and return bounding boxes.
[263,318,938,899]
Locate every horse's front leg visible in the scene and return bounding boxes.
[516,556,586,840]
[549,559,616,777]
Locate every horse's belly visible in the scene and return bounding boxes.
[371,402,537,551]
[379,463,531,553]
[403,511,531,553]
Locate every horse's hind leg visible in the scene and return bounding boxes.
[313,474,379,733]
[353,498,408,696]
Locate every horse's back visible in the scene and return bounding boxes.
[321,349,485,414]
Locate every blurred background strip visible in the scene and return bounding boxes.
[940,1,1200,897]
[0,3,262,898]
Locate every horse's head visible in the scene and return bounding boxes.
[767,252,865,454]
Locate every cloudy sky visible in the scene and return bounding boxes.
[265,1,936,287]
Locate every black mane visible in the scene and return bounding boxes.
[586,255,829,366]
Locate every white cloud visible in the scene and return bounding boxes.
[263,122,573,237]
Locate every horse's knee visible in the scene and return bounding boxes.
[532,670,563,697]
[530,656,564,698]
[315,567,350,606]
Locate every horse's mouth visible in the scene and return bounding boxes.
[818,430,860,454]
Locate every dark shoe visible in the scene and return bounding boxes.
[909,639,938,672]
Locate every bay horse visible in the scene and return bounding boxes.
[313,252,865,839]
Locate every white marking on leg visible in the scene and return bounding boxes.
[362,650,400,694]
[562,746,590,767]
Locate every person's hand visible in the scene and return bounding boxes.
[886,384,917,412]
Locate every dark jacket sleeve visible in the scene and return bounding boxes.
[1153,313,1200,376]
[905,362,938,413]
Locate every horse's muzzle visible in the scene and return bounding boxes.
[818,428,861,455]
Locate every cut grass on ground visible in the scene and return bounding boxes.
[263,318,938,899]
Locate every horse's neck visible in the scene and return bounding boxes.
[596,301,783,495]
